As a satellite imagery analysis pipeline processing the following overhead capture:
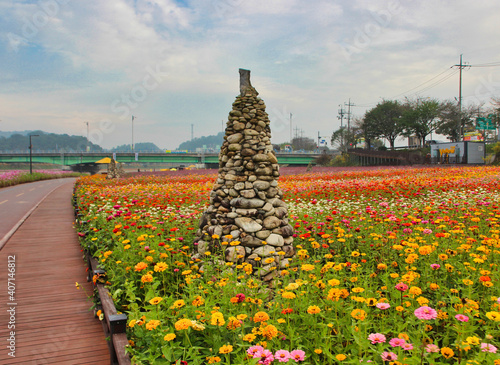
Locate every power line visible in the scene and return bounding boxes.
[469,62,500,67]
[413,69,461,96]
[355,67,459,107]
[354,58,500,110]
[390,67,456,99]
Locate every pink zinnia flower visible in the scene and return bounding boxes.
[395,282,408,292]
[257,349,274,365]
[290,349,305,362]
[425,344,440,353]
[480,343,497,353]
[414,306,437,320]
[380,352,398,361]
[389,338,406,347]
[368,333,386,344]
[376,302,390,310]
[455,314,469,322]
[247,346,264,357]
[402,343,414,351]
[430,264,440,270]
[422,228,433,234]
[274,350,291,362]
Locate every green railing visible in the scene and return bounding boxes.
[0,152,318,166]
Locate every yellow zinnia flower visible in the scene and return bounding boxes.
[219,344,233,354]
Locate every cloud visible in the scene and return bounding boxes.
[0,0,500,149]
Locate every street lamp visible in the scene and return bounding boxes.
[29,134,39,174]
[84,121,89,152]
[131,115,135,152]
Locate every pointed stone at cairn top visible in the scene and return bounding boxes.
[239,68,254,96]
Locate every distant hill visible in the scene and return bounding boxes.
[177,132,224,151]
[0,130,103,152]
[110,142,162,153]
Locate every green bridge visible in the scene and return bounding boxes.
[0,152,320,167]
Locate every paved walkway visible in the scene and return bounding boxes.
[0,179,110,364]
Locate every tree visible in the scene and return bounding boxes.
[291,136,317,151]
[363,100,405,150]
[330,126,357,152]
[436,101,477,142]
[359,115,381,150]
[111,142,162,152]
[401,98,441,146]
[177,132,224,151]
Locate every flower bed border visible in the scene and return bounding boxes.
[86,252,131,365]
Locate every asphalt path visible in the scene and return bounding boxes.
[0,178,76,249]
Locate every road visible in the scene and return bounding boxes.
[0,178,76,249]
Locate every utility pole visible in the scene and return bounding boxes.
[453,54,468,141]
[338,106,346,128]
[338,106,346,147]
[289,113,293,144]
[345,98,355,134]
[191,123,194,141]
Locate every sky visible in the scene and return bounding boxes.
[1,0,500,150]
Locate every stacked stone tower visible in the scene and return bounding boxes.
[193,69,294,281]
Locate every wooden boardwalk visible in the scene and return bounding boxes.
[0,180,110,364]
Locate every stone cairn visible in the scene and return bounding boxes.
[193,69,294,282]
[107,158,124,179]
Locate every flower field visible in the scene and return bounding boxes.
[74,166,500,364]
[0,169,81,188]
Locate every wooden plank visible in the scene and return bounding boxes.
[0,181,110,364]
[113,334,132,365]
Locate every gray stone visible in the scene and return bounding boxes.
[258,264,276,277]
[234,182,245,190]
[252,154,269,162]
[234,122,245,131]
[253,180,270,190]
[230,197,265,209]
[235,208,257,216]
[262,202,273,212]
[255,230,271,240]
[264,208,276,217]
[244,129,259,136]
[266,187,278,198]
[225,246,245,262]
[241,235,263,247]
[228,143,242,151]
[263,216,281,230]
[235,217,262,233]
[266,233,284,246]
[262,270,278,282]
[253,245,276,257]
[279,258,290,269]
[240,189,256,198]
[197,241,208,254]
[227,133,243,144]
[275,207,288,219]
[283,244,295,258]
[281,225,293,237]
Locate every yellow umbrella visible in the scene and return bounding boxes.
[95,157,112,163]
